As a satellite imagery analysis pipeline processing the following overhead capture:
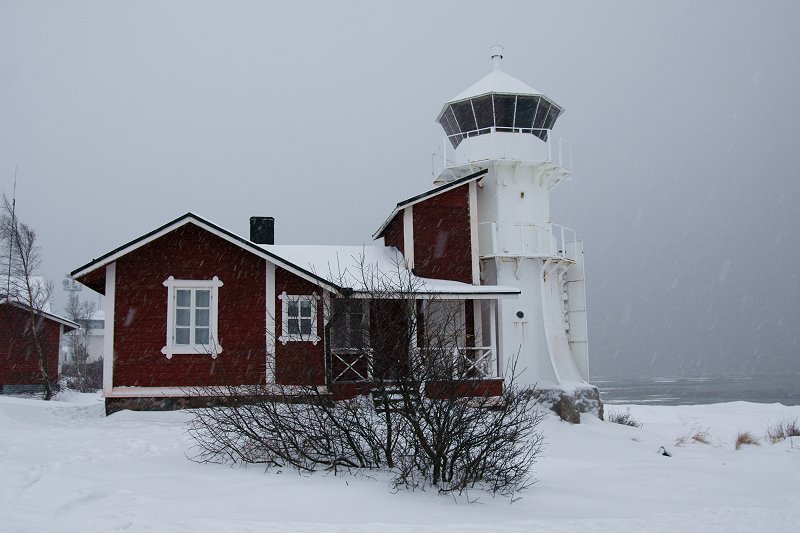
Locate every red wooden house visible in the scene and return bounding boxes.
[71,171,520,413]
[0,297,79,393]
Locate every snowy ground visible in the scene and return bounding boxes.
[1,392,798,532]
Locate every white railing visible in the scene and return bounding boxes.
[332,346,498,382]
[331,349,370,382]
[434,127,572,178]
[421,346,497,380]
[478,222,578,261]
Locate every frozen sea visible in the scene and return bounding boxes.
[596,373,800,406]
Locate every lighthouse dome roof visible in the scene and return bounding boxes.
[449,68,544,102]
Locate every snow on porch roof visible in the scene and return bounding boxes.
[260,244,520,299]
[372,168,488,240]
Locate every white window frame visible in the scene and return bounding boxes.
[278,291,320,345]
[161,276,224,359]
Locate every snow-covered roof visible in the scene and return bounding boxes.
[72,213,518,300]
[0,297,80,330]
[261,243,519,299]
[1,276,52,313]
[450,68,543,102]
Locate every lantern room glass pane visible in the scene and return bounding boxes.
[533,100,551,139]
[514,96,537,129]
[544,105,560,131]
[451,101,477,133]
[439,111,456,137]
[493,94,516,130]
[471,95,494,130]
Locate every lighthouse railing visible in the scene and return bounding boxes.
[436,128,572,177]
[479,221,578,261]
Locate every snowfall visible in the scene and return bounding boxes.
[1,393,798,533]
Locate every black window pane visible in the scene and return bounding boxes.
[287,301,299,318]
[471,95,494,130]
[544,106,561,131]
[438,111,456,138]
[300,318,312,335]
[288,318,299,335]
[446,106,464,147]
[493,94,516,129]
[533,99,551,139]
[451,101,477,133]
[514,96,537,129]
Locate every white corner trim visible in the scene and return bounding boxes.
[403,205,414,269]
[265,262,276,384]
[161,276,224,359]
[277,291,321,345]
[469,180,480,285]
[103,262,116,395]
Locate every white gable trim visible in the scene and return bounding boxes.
[71,214,340,294]
[372,169,488,240]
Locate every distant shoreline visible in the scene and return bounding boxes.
[594,374,800,406]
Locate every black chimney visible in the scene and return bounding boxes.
[249,216,274,245]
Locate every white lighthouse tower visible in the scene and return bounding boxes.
[435,47,599,412]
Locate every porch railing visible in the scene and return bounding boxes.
[331,349,370,383]
[331,346,497,383]
[420,346,497,380]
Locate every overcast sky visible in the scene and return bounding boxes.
[2,1,798,378]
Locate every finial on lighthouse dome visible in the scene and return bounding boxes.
[490,44,504,71]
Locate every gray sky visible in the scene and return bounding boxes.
[2,1,798,378]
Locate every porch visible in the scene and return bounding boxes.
[325,296,506,401]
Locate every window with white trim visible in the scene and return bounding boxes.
[161,276,223,358]
[278,292,320,344]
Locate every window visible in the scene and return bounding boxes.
[278,292,320,344]
[161,276,223,358]
[331,299,368,350]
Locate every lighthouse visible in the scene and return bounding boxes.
[434,46,599,412]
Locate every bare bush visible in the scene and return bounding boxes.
[187,256,545,496]
[735,431,759,450]
[765,419,800,444]
[607,408,641,428]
